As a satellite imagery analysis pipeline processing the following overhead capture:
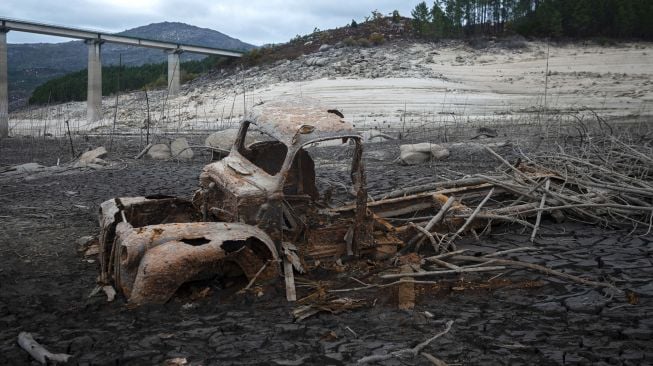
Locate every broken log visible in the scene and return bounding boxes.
[134,143,153,159]
[530,179,551,242]
[283,256,297,302]
[443,188,495,248]
[381,266,507,279]
[452,255,621,292]
[397,265,415,310]
[17,332,72,364]
[357,320,454,364]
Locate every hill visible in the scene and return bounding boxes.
[7,22,254,108]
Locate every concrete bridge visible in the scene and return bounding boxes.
[0,17,244,138]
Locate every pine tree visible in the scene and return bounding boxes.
[411,2,433,38]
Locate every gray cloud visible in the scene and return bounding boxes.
[1,0,416,45]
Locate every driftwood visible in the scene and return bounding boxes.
[410,195,456,252]
[357,320,454,364]
[17,332,72,364]
[451,255,621,292]
[283,256,297,302]
[443,188,495,248]
[422,352,449,366]
[381,265,507,279]
[134,143,153,159]
[530,178,550,242]
[243,260,273,291]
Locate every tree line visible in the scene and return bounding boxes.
[29,55,230,105]
[411,0,653,39]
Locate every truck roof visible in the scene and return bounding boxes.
[244,97,360,146]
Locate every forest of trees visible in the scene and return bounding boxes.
[411,0,653,39]
[29,55,230,105]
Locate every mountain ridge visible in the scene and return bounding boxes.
[7,22,254,108]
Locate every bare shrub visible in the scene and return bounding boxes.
[369,32,386,45]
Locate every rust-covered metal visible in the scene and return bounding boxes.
[245,97,358,147]
[96,98,409,305]
[114,222,279,305]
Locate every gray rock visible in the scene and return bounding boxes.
[170,138,193,160]
[305,57,328,67]
[147,144,171,160]
[5,162,46,173]
[563,290,609,313]
[205,129,246,152]
[75,235,94,248]
[76,146,108,166]
[399,143,450,165]
[399,151,430,165]
[318,44,332,52]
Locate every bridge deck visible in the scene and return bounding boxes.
[0,17,243,57]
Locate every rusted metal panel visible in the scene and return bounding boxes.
[113,222,279,305]
[246,98,360,147]
[98,196,199,284]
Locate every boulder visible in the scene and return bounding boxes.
[399,143,450,165]
[399,151,430,165]
[205,129,253,151]
[318,44,332,52]
[305,57,328,67]
[8,162,47,173]
[76,146,108,166]
[170,138,193,160]
[431,145,450,160]
[147,144,171,160]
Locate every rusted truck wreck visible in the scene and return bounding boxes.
[98,99,408,305]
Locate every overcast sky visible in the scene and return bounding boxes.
[0,1,416,46]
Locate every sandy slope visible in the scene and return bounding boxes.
[9,40,653,136]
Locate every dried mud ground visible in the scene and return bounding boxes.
[1,136,652,366]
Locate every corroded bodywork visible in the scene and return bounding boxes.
[193,98,375,259]
[98,197,279,305]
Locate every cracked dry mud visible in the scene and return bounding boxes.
[1,137,651,365]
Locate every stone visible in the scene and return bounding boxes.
[399,143,450,165]
[563,290,609,313]
[318,44,332,52]
[431,146,450,160]
[205,129,252,153]
[400,151,430,165]
[305,57,328,67]
[76,146,108,166]
[170,138,193,160]
[147,144,171,160]
[8,162,46,173]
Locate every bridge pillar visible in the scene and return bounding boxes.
[86,39,102,122]
[0,29,8,138]
[166,50,181,97]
